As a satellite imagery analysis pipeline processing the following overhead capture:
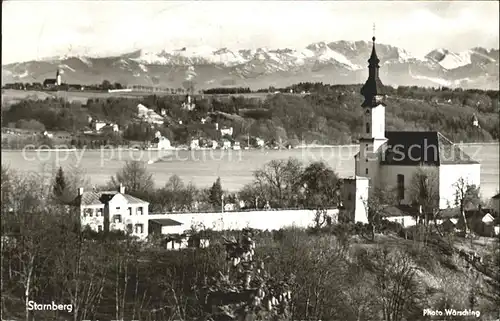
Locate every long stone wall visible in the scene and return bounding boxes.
[149,208,339,234]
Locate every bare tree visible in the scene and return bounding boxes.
[359,247,422,321]
[453,177,481,235]
[409,166,440,225]
[253,158,303,208]
[109,160,155,194]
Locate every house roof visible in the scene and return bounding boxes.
[379,205,418,218]
[150,218,183,226]
[43,79,57,84]
[379,131,479,166]
[492,193,500,200]
[73,191,148,206]
[438,207,496,220]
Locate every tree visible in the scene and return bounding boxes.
[102,80,112,91]
[209,177,223,208]
[109,161,154,195]
[53,166,67,201]
[358,247,423,321]
[453,177,481,235]
[299,161,340,208]
[203,228,292,321]
[408,166,439,225]
[253,158,303,208]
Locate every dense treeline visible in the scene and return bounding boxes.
[1,163,499,321]
[2,80,124,92]
[203,87,252,94]
[2,84,498,149]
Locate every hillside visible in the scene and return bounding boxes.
[2,41,499,91]
[1,84,498,149]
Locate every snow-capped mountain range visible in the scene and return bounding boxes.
[2,41,499,90]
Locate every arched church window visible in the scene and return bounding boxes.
[365,109,370,115]
[366,122,370,134]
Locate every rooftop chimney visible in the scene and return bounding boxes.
[119,184,125,194]
[78,187,84,196]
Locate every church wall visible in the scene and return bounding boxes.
[342,177,370,224]
[379,165,439,205]
[371,105,385,139]
[439,163,481,209]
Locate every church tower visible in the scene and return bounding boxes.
[355,35,387,181]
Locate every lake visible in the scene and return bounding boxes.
[2,143,499,199]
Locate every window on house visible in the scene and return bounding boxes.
[137,207,143,215]
[397,174,405,201]
[366,122,370,134]
[116,207,120,210]
[113,215,122,224]
[365,168,369,175]
[128,207,132,215]
[126,224,133,233]
[84,208,92,217]
[97,208,103,217]
[97,225,103,232]
[135,224,144,234]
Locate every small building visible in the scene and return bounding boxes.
[71,184,150,239]
[190,139,200,150]
[255,138,265,147]
[150,136,172,150]
[222,140,231,150]
[379,205,418,228]
[137,104,165,125]
[436,207,498,236]
[42,131,53,138]
[220,127,233,137]
[471,114,480,128]
[181,95,196,111]
[43,69,62,88]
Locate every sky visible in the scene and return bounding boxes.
[2,0,499,64]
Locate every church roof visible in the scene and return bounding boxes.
[379,131,479,166]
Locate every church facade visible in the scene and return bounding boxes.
[343,36,481,224]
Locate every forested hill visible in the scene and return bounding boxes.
[1,83,499,146]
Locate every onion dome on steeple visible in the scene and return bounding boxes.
[360,36,386,107]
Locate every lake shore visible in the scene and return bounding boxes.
[2,141,498,152]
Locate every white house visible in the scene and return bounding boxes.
[150,136,172,150]
[347,36,481,224]
[256,138,265,148]
[190,139,200,150]
[42,131,53,138]
[222,140,231,150]
[137,104,165,125]
[72,185,150,239]
[220,127,233,137]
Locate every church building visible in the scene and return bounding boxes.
[342,36,481,224]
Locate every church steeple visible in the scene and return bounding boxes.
[360,35,386,107]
